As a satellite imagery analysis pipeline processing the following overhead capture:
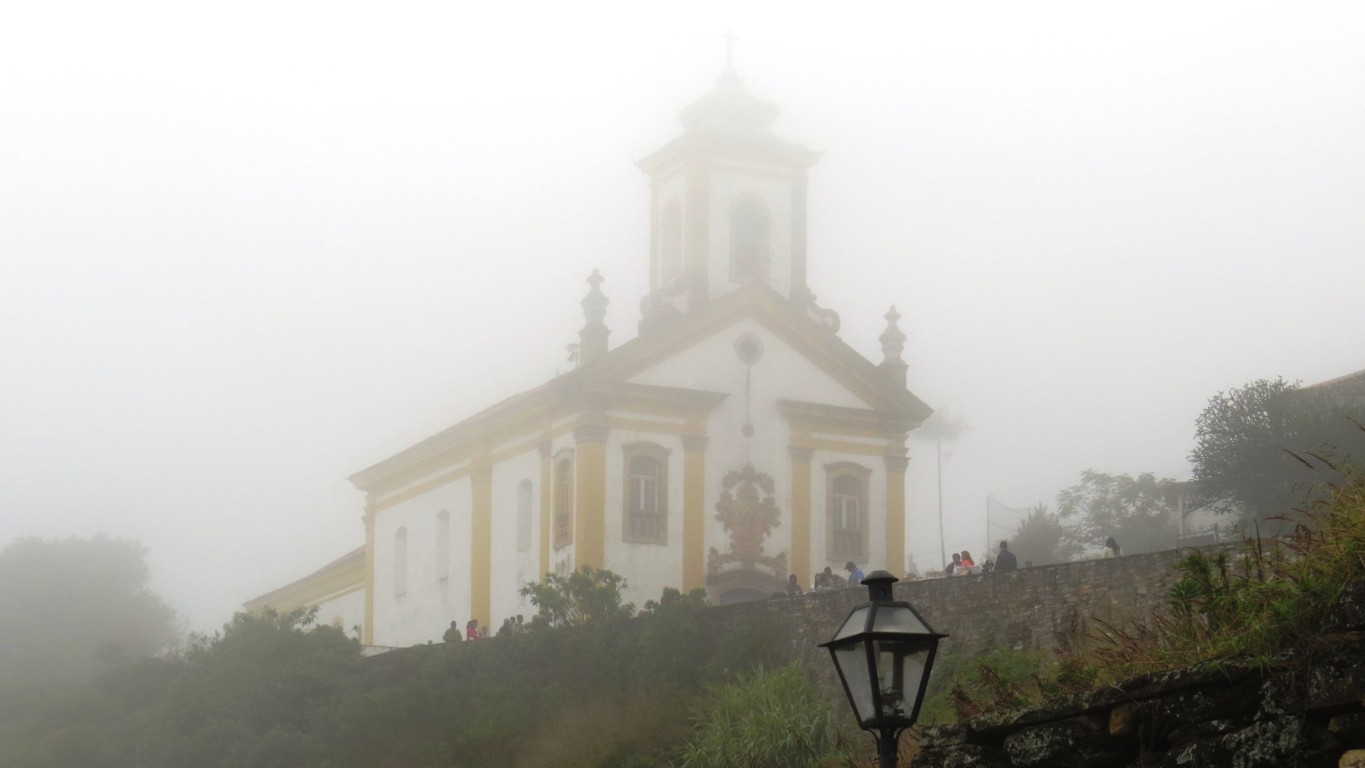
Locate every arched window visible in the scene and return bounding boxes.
[825,464,870,560]
[394,527,409,599]
[517,479,534,553]
[729,195,771,283]
[660,199,682,283]
[434,510,450,591]
[554,457,574,549]
[622,443,670,544]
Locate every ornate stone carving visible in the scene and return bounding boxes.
[707,464,787,586]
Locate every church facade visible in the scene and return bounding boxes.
[247,67,932,647]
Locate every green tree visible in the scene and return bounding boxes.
[1010,504,1083,566]
[0,535,177,689]
[1190,377,1365,527]
[147,607,363,768]
[519,566,635,627]
[1056,470,1179,554]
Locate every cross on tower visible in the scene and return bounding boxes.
[723,31,737,71]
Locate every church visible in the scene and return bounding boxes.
[246,65,933,647]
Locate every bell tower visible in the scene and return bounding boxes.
[638,65,822,328]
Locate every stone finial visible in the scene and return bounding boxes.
[578,269,610,366]
[879,305,908,386]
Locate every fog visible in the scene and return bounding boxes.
[2,1,1362,633]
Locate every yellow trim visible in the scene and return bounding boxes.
[491,422,574,465]
[809,438,888,457]
[778,399,911,436]
[244,548,365,615]
[789,447,812,587]
[370,464,473,513]
[539,442,551,579]
[682,436,707,591]
[886,463,906,578]
[470,461,492,627]
[364,509,375,644]
[574,432,607,569]
[609,416,692,436]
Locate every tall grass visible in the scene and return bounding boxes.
[935,463,1365,719]
[1090,465,1365,679]
[676,664,859,768]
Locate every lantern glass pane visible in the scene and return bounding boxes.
[873,639,930,722]
[833,644,876,723]
[833,606,870,641]
[871,604,933,635]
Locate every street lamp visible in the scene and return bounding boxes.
[820,571,946,768]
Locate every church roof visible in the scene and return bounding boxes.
[349,283,931,492]
[243,545,365,613]
[1305,368,1365,396]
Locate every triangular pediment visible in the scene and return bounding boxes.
[582,284,930,421]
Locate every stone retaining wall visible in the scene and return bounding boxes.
[702,543,1242,667]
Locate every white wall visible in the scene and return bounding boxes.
[489,447,541,627]
[372,475,471,646]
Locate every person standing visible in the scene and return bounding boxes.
[944,552,962,576]
[442,620,463,643]
[844,561,865,586]
[1104,537,1122,558]
[994,541,1018,572]
[785,574,804,598]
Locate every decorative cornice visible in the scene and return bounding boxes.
[575,423,610,444]
[778,399,912,436]
[682,435,709,452]
[884,455,910,473]
[789,445,814,462]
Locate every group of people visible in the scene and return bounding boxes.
[780,561,868,598]
[807,561,865,593]
[443,615,529,643]
[941,537,1121,576]
[945,541,1020,576]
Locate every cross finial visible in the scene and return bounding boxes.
[723,30,737,71]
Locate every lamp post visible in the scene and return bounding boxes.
[820,571,946,768]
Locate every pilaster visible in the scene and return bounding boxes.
[789,444,814,583]
[885,454,909,577]
[362,503,376,645]
[538,441,552,579]
[681,434,708,591]
[470,458,493,627]
[574,420,609,569]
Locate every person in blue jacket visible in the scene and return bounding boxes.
[844,561,865,586]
